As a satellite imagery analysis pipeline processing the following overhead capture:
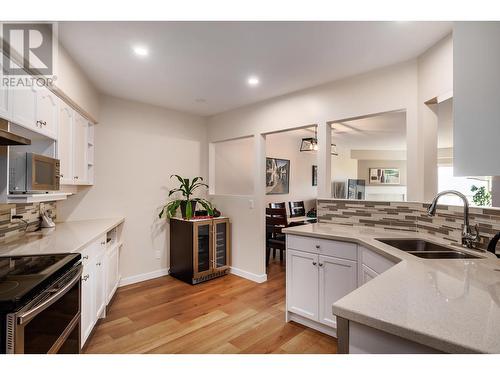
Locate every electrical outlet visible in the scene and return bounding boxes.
[10,208,16,223]
[155,250,161,259]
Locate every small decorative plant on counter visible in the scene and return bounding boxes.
[159,175,215,220]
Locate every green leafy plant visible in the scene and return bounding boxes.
[159,175,214,220]
[471,185,492,207]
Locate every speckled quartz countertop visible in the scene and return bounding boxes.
[0,218,125,257]
[282,223,500,354]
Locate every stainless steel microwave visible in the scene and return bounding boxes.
[9,152,60,193]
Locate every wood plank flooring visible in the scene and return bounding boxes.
[83,259,338,354]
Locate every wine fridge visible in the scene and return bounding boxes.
[169,217,231,285]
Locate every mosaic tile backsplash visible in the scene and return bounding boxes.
[0,202,57,240]
[317,199,500,251]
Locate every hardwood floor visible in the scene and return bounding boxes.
[83,258,338,354]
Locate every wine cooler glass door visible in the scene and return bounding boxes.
[194,222,213,276]
[214,219,230,269]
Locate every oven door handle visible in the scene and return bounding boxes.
[16,266,82,325]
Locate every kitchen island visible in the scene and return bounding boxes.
[282,223,500,354]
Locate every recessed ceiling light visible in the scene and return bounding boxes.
[132,45,149,57]
[247,76,260,87]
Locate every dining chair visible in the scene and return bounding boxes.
[289,201,306,218]
[269,202,286,209]
[265,207,288,266]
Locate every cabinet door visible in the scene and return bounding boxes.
[57,103,74,184]
[81,262,95,347]
[106,245,120,304]
[360,264,378,286]
[10,83,37,131]
[193,221,213,277]
[35,86,57,139]
[72,113,88,184]
[318,255,357,327]
[94,251,106,320]
[286,249,319,321]
[0,59,9,118]
[213,218,230,270]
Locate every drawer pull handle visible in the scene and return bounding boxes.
[101,241,106,245]
[315,245,320,249]
[82,255,89,260]
[82,274,89,281]
[319,263,324,267]
[312,261,317,266]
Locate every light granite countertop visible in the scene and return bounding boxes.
[283,223,500,354]
[0,218,125,257]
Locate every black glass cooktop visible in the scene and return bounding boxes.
[0,253,81,312]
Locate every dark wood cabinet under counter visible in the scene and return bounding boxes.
[169,217,231,285]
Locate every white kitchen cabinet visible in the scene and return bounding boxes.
[318,255,357,327]
[72,113,88,184]
[35,86,58,139]
[286,249,319,321]
[79,230,121,348]
[0,60,10,119]
[81,261,95,345]
[360,264,378,286]
[57,102,74,184]
[94,250,106,320]
[10,84,37,132]
[105,244,120,304]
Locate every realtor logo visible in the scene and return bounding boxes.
[2,23,54,76]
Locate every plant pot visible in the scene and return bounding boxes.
[180,200,197,219]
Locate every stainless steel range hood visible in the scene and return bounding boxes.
[0,128,31,146]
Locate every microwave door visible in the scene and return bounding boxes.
[27,154,60,191]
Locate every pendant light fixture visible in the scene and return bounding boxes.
[300,128,319,152]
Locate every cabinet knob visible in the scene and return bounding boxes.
[312,261,317,266]
[60,174,64,178]
[74,176,79,179]
[96,262,101,266]
[315,245,320,249]
[101,241,106,245]
[319,263,324,267]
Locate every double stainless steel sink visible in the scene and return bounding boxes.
[376,238,482,259]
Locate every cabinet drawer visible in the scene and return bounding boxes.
[360,246,396,275]
[287,235,357,261]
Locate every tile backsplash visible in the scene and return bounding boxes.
[0,202,57,240]
[317,199,500,251]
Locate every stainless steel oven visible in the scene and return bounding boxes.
[5,264,82,354]
[9,152,60,193]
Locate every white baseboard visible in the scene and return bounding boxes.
[230,266,267,283]
[119,268,170,287]
[287,312,337,337]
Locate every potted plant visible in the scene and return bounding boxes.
[159,175,214,220]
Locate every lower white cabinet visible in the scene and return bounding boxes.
[287,249,319,321]
[318,255,357,327]
[80,233,121,347]
[286,235,397,336]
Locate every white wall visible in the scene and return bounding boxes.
[331,144,358,183]
[265,130,317,211]
[57,95,207,280]
[56,45,100,121]
[417,34,453,200]
[213,137,254,195]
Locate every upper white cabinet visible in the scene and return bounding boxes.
[72,113,88,183]
[10,84,37,132]
[57,102,74,184]
[454,22,500,176]
[35,86,58,139]
[0,60,10,118]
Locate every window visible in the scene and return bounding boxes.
[437,166,490,206]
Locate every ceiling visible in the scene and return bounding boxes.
[331,111,407,150]
[58,21,452,116]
